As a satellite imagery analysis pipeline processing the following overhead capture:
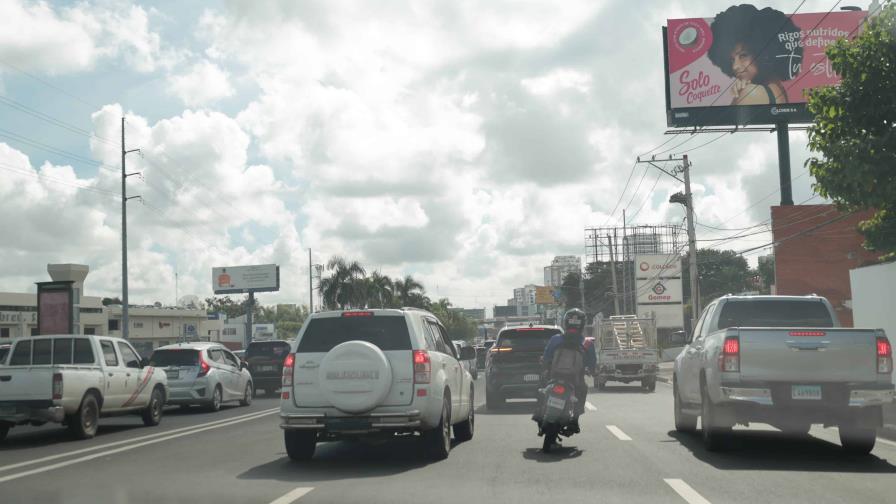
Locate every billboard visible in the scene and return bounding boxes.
[212,264,280,294]
[534,286,558,305]
[635,254,684,329]
[636,278,683,305]
[664,6,865,127]
[36,281,74,335]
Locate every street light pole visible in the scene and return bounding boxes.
[681,155,700,331]
[121,117,141,339]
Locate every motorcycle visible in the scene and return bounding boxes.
[536,379,578,452]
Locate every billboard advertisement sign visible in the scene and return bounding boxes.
[36,281,74,335]
[664,6,865,127]
[212,264,280,294]
[635,254,683,329]
[636,278,683,305]
[534,286,558,305]
[635,254,683,280]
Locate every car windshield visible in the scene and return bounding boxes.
[297,316,412,352]
[149,349,199,367]
[717,301,835,329]
[497,329,561,349]
[246,341,291,359]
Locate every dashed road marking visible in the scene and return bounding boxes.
[605,425,632,441]
[585,401,597,411]
[269,487,314,504]
[664,479,712,504]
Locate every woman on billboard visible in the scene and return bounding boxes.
[708,5,803,105]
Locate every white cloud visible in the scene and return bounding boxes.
[167,60,234,107]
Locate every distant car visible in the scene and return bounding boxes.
[485,326,561,408]
[454,340,478,379]
[476,340,496,369]
[245,340,291,396]
[0,344,9,365]
[150,343,253,411]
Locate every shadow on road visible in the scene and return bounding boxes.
[475,401,536,416]
[238,436,469,482]
[667,429,896,473]
[521,446,584,462]
[0,424,143,451]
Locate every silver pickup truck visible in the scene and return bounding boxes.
[673,295,894,454]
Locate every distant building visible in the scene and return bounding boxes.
[493,305,517,318]
[543,256,582,287]
[455,308,485,321]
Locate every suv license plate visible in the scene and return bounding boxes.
[792,385,822,400]
[523,374,540,382]
[260,365,276,372]
[327,418,371,431]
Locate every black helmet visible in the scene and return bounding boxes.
[562,308,586,334]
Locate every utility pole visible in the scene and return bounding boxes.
[308,249,313,313]
[636,153,700,333]
[121,117,141,339]
[607,234,621,314]
[621,212,628,313]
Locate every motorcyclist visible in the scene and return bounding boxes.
[541,308,597,433]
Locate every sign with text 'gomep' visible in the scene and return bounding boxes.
[635,254,684,329]
[212,264,280,294]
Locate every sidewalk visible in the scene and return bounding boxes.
[656,361,896,441]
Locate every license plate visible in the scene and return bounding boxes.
[260,365,276,372]
[327,418,371,431]
[547,396,566,410]
[523,374,540,382]
[166,370,179,379]
[792,385,822,400]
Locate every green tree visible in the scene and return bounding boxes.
[364,271,394,308]
[807,4,896,256]
[429,298,478,341]
[205,296,253,319]
[319,256,367,309]
[757,257,775,294]
[392,275,427,307]
[682,249,752,307]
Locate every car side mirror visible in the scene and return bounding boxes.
[139,356,150,368]
[459,346,476,361]
[127,359,141,369]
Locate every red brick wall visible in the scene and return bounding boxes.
[771,204,880,327]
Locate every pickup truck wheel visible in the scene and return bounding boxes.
[68,393,99,440]
[485,389,504,410]
[423,397,451,460]
[141,388,164,427]
[240,383,253,406]
[701,386,729,451]
[454,387,475,442]
[642,378,656,393]
[840,427,876,455]
[673,378,697,433]
[284,430,317,461]
[207,386,223,412]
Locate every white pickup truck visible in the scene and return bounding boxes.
[673,295,894,454]
[0,335,168,441]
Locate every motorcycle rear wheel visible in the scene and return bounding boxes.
[542,425,558,452]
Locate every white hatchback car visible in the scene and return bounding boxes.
[150,343,253,411]
[279,308,477,461]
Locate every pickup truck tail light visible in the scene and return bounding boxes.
[877,337,892,374]
[281,353,295,400]
[720,336,740,373]
[52,372,63,400]
[197,351,211,378]
[413,350,431,384]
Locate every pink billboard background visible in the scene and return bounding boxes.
[667,9,865,109]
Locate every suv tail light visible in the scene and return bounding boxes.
[413,350,431,384]
[877,337,892,374]
[52,372,63,400]
[197,351,211,378]
[281,353,295,399]
[719,336,740,373]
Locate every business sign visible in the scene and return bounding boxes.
[212,264,280,294]
[636,278,683,305]
[534,286,558,305]
[637,304,686,330]
[664,6,865,127]
[635,254,683,280]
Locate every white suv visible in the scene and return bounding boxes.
[279,308,477,461]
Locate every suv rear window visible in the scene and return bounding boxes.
[297,315,412,353]
[497,328,561,349]
[246,341,291,359]
[717,300,835,329]
[150,349,200,367]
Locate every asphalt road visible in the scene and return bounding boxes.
[2,381,896,504]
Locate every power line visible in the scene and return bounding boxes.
[674,132,730,155]
[0,95,116,147]
[0,57,103,110]
[0,162,120,198]
[628,171,664,223]
[601,161,639,226]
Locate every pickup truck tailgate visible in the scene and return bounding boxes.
[738,328,879,383]
[0,368,54,401]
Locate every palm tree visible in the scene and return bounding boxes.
[366,271,394,308]
[319,256,367,309]
[392,275,426,307]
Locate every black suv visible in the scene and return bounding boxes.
[484,326,561,409]
[245,340,291,396]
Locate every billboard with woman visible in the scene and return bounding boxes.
[664,5,865,127]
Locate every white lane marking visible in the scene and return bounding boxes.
[605,425,632,441]
[585,401,597,411]
[0,408,279,474]
[664,479,712,504]
[0,409,278,484]
[269,487,314,504]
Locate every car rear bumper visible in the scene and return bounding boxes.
[718,382,895,408]
[166,382,211,404]
[251,376,281,388]
[0,402,65,425]
[280,410,424,432]
[597,363,658,380]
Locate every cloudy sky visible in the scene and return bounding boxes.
[0,0,840,309]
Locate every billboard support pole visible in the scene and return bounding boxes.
[607,234,621,315]
[776,123,794,205]
[246,291,255,349]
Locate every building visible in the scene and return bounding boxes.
[106,305,222,356]
[543,256,582,287]
[771,204,881,327]
[493,305,517,318]
[850,261,896,387]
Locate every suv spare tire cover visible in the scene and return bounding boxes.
[319,340,393,414]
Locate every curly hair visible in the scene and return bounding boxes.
[707,4,803,84]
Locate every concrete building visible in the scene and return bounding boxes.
[544,256,582,287]
[106,305,222,356]
[771,205,881,327]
